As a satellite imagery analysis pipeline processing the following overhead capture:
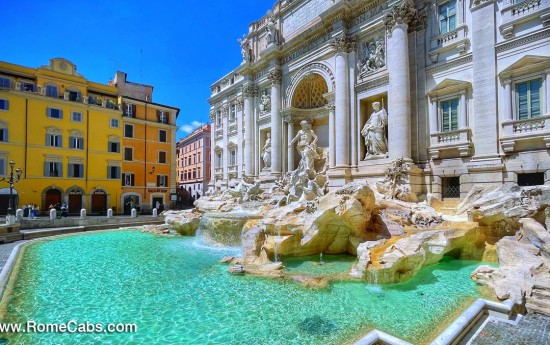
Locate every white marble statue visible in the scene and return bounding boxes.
[262,133,272,171]
[289,120,319,172]
[361,101,388,159]
[266,12,279,46]
[238,36,252,63]
[259,90,271,113]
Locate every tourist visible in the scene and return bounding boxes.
[28,203,34,220]
[60,202,68,218]
[34,204,39,218]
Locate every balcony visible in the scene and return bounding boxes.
[228,124,237,135]
[500,0,550,38]
[429,128,472,159]
[214,167,223,176]
[429,25,469,63]
[501,115,550,152]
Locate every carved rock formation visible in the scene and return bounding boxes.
[471,218,550,316]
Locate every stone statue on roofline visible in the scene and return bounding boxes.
[238,35,252,63]
[265,11,280,46]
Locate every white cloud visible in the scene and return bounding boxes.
[179,121,204,134]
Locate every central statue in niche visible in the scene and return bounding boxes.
[289,120,319,173]
[361,101,388,159]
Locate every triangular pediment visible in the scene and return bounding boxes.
[427,79,470,97]
[499,55,550,79]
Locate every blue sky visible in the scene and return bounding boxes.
[1,0,274,140]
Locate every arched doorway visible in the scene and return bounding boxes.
[44,188,62,210]
[91,189,107,214]
[0,188,18,215]
[66,186,85,214]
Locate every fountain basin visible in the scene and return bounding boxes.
[0,230,496,345]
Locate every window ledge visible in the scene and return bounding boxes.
[429,25,469,63]
[429,128,472,159]
[501,114,550,152]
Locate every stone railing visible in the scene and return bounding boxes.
[215,129,223,139]
[214,167,223,175]
[429,128,471,159]
[501,115,550,152]
[500,0,548,38]
[228,165,237,174]
[228,124,237,135]
[429,25,469,61]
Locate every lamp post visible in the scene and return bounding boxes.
[1,160,23,219]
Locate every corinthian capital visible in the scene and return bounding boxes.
[267,69,282,85]
[325,103,335,111]
[383,0,418,33]
[242,84,257,97]
[209,110,216,122]
[330,34,356,53]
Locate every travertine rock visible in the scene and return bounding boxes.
[163,210,202,236]
[459,184,550,234]
[358,223,485,283]
[471,218,550,315]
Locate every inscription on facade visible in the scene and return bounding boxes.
[282,0,331,38]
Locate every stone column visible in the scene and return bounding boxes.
[503,79,513,121]
[268,69,282,175]
[286,117,294,171]
[545,69,550,114]
[236,98,244,178]
[384,0,416,159]
[429,96,438,134]
[242,84,256,176]
[330,34,354,167]
[459,91,467,128]
[348,50,358,167]
[326,103,336,168]
[221,105,229,180]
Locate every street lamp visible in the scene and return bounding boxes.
[1,160,23,217]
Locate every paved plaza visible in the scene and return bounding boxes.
[470,313,550,345]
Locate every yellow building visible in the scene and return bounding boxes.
[0,58,123,214]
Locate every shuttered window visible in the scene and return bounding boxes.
[0,99,8,110]
[47,107,63,119]
[516,79,541,120]
[44,162,63,177]
[68,163,84,178]
[441,98,459,132]
[46,134,62,147]
[69,137,84,150]
[108,166,120,179]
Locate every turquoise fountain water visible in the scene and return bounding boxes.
[0,231,492,344]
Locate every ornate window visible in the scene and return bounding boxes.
[439,1,456,34]
[516,79,542,120]
[69,136,84,150]
[216,152,222,168]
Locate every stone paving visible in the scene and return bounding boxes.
[470,313,550,345]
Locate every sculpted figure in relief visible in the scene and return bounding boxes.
[362,39,385,73]
[262,133,272,171]
[361,101,388,159]
[289,120,319,172]
[259,89,271,113]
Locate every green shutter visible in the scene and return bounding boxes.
[530,80,541,118]
[441,100,450,132]
[44,162,49,176]
[68,164,74,177]
[69,136,74,148]
[517,83,528,120]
